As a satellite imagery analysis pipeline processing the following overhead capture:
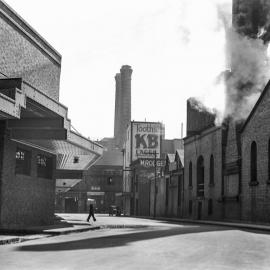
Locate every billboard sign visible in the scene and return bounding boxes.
[132,122,162,161]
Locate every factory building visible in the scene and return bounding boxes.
[0,1,103,229]
[182,0,270,223]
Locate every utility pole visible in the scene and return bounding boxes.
[153,150,157,218]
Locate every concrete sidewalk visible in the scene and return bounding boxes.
[141,216,270,233]
[0,213,100,245]
[2,213,270,245]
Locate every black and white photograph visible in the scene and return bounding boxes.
[1,0,270,269]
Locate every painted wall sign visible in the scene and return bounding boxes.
[132,122,162,161]
[139,158,165,168]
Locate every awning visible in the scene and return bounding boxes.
[1,78,103,187]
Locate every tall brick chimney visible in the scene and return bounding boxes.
[114,65,132,148]
[114,73,121,145]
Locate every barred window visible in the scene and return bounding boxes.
[15,148,31,175]
[37,154,53,179]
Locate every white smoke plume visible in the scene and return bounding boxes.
[180,0,270,125]
[225,29,270,120]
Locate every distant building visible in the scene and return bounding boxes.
[122,120,184,216]
[58,149,123,213]
[56,63,133,213]
[0,1,103,229]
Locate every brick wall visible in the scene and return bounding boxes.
[0,130,56,229]
[183,127,223,220]
[223,121,241,221]
[0,12,61,101]
[241,85,270,223]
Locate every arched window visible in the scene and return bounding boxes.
[197,156,204,197]
[209,155,214,185]
[189,162,192,187]
[250,141,257,182]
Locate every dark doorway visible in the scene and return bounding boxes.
[65,198,78,213]
[198,201,202,220]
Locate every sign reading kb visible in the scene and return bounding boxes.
[132,122,162,161]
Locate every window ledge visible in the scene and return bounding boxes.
[249,181,259,187]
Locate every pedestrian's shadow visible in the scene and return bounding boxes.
[17,225,232,252]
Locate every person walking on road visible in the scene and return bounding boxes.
[87,204,96,222]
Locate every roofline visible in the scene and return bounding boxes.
[241,80,270,133]
[184,126,222,144]
[0,0,61,66]
[131,120,163,125]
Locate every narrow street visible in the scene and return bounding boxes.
[1,214,270,270]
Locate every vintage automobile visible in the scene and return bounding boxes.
[109,205,121,216]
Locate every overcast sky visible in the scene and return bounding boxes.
[5,0,231,140]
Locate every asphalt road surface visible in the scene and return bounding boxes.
[1,214,270,270]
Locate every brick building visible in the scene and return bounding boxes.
[241,81,270,223]
[0,1,103,229]
[57,149,123,213]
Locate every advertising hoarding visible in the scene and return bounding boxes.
[132,122,162,161]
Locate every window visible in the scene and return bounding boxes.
[73,156,79,163]
[197,156,204,197]
[208,199,213,215]
[15,148,31,175]
[107,177,113,185]
[37,154,53,179]
[250,141,257,183]
[189,200,192,215]
[209,155,214,185]
[189,161,192,187]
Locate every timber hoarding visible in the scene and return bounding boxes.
[131,121,163,162]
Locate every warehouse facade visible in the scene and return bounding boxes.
[0,1,103,230]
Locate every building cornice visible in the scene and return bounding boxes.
[0,0,61,66]
[184,126,222,145]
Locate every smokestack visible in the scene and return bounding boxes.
[118,65,132,147]
[233,0,270,42]
[223,0,270,121]
[113,65,132,147]
[186,98,216,137]
[114,73,121,144]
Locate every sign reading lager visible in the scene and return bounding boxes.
[132,122,162,161]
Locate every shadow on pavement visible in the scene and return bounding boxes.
[17,225,231,252]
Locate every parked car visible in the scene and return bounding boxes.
[109,205,121,216]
